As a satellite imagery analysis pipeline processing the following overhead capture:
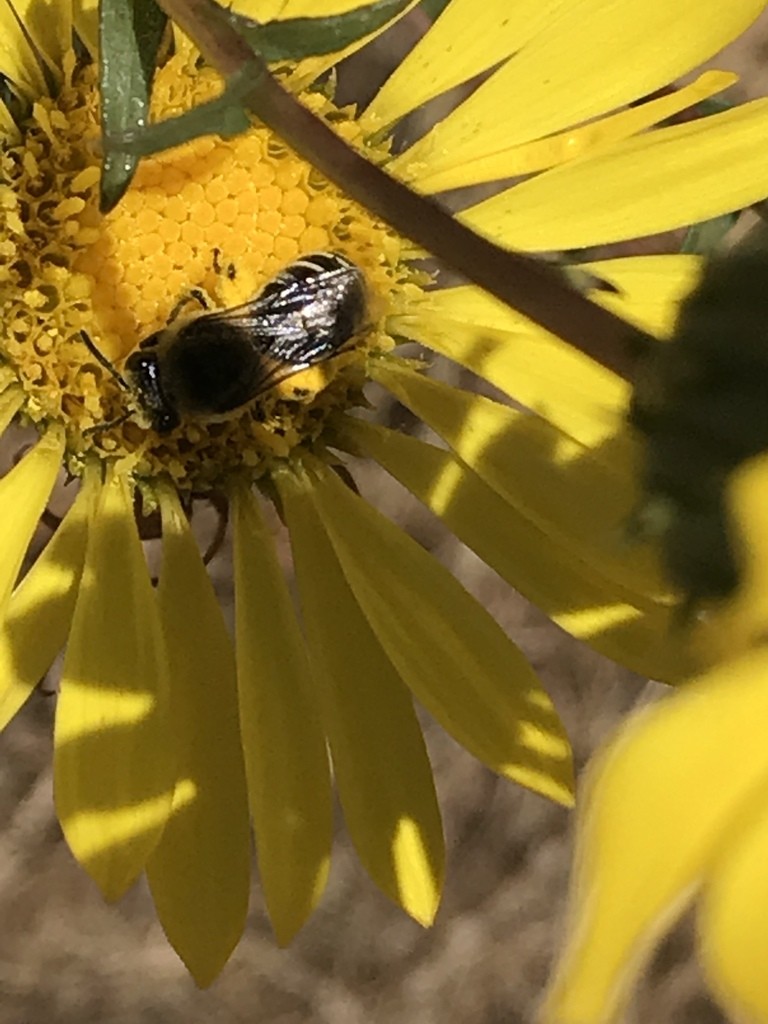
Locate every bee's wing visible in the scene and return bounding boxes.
[194,300,349,392]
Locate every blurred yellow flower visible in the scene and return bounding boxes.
[1,0,768,985]
[542,455,768,1024]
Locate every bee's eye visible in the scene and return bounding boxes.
[156,409,180,434]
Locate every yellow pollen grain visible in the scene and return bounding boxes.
[250,163,275,187]
[275,164,303,190]
[258,185,283,212]
[281,188,309,216]
[301,226,330,250]
[166,240,194,267]
[204,178,229,205]
[162,168,188,194]
[134,160,163,188]
[259,211,282,236]
[126,253,156,282]
[115,282,140,308]
[180,180,205,205]
[157,219,181,244]
[225,233,249,259]
[282,215,306,239]
[136,207,161,234]
[274,236,299,263]
[165,195,190,223]
[144,276,171,306]
[236,191,259,216]
[145,188,171,213]
[306,196,339,226]
[216,198,238,225]
[234,212,257,237]
[226,167,253,193]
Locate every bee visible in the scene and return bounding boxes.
[629,247,768,609]
[82,252,367,434]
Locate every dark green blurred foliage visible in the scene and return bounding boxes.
[630,249,768,606]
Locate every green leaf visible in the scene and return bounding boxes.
[681,212,739,254]
[225,0,413,62]
[101,0,412,168]
[418,0,451,19]
[99,0,167,212]
[103,70,253,160]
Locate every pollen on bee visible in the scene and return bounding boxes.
[276,365,335,401]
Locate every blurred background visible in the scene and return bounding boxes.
[2,6,768,1021]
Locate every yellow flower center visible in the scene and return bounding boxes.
[0,49,423,493]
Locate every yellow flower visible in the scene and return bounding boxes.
[541,457,768,1024]
[2,0,768,986]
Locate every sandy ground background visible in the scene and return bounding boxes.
[2,7,768,1022]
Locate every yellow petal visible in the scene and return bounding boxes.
[0,424,64,622]
[392,256,700,451]
[0,364,19,392]
[388,0,763,189]
[585,255,702,340]
[55,470,174,901]
[231,483,333,945]
[543,646,768,1024]
[339,418,691,683]
[10,0,70,76]
[146,485,250,987]
[371,360,667,601]
[700,796,768,1024]
[277,466,445,925]
[0,385,23,435]
[0,468,95,730]
[0,94,19,142]
[463,97,768,252]
[296,457,574,805]
[367,0,563,126]
[0,0,47,95]
[395,71,736,191]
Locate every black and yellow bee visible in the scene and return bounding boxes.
[82,251,367,434]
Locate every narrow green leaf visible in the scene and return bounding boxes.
[419,0,451,19]
[108,0,414,164]
[105,71,253,159]
[102,0,413,163]
[226,0,413,62]
[682,212,739,254]
[99,0,167,212]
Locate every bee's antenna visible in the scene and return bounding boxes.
[82,410,132,437]
[79,330,130,391]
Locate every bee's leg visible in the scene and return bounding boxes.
[167,288,211,325]
[82,409,132,436]
[212,246,236,281]
[201,490,230,565]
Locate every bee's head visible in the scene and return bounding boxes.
[124,350,180,434]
